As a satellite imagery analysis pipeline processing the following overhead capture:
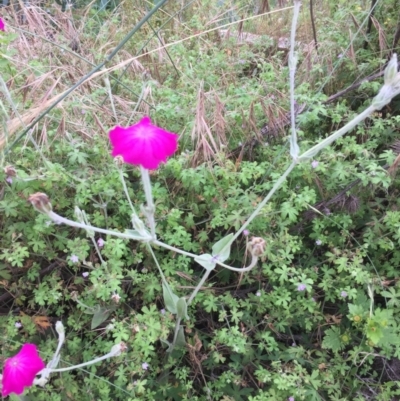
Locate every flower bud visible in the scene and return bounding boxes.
[111,293,121,303]
[70,291,78,301]
[110,342,127,357]
[247,237,266,257]
[114,155,124,167]
[4,165,16,177]
[55,321,65,336]
[28,193,52,214]
[384,54,399,86]
[373,54,400,110]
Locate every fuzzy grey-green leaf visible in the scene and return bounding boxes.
[91,306,111,330]
[212,233,233,262]
[162,282,179,314]
[177,297,189,320]
[195,254,216,271]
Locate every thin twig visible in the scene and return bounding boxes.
[363,0,378,50]
[309,0,318,54]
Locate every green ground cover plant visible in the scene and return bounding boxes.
[1,0,400,400]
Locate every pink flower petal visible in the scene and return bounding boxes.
[109,116,178,169]
[0,18,4,32]
[1,344,45,396]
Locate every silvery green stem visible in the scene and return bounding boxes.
[153,240,258,274]
[230,160,298,243]
[299,105,375,160]
[216,254,258,273]
[152,239,198,258]
[140,166,157,239]
[47,211,151,241]
[48,352,115,373]
[146,244,170,289]
[50,321,65,369]
[187,269,211,305]
[118,168,139,218]
[170,317,182,352]
[289,0,301,160]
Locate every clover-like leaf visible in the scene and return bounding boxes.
[195,254,216,271]
[162,282,179,314]
[211,233,233,263]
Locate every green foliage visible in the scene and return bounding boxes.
[2,0,400,399]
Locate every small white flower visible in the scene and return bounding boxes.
[15,322,22,328]
[82,272,89,278]
[70,254,79,263]
[106,323,115,332]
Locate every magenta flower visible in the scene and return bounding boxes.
[1,344,45,397]
[0,18,5,32]
[109,116,178,170]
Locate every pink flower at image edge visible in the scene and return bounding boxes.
[109,116,178,170]
[0,18,4,32]
[1,344,45,397]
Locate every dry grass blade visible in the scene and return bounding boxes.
[213,92,226,144]
[40,76,62,104]
[348,29,357,67]
[388,141,400,176]
[2,93,64,149]
[371,16,388,58]
[191,85,217,166]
